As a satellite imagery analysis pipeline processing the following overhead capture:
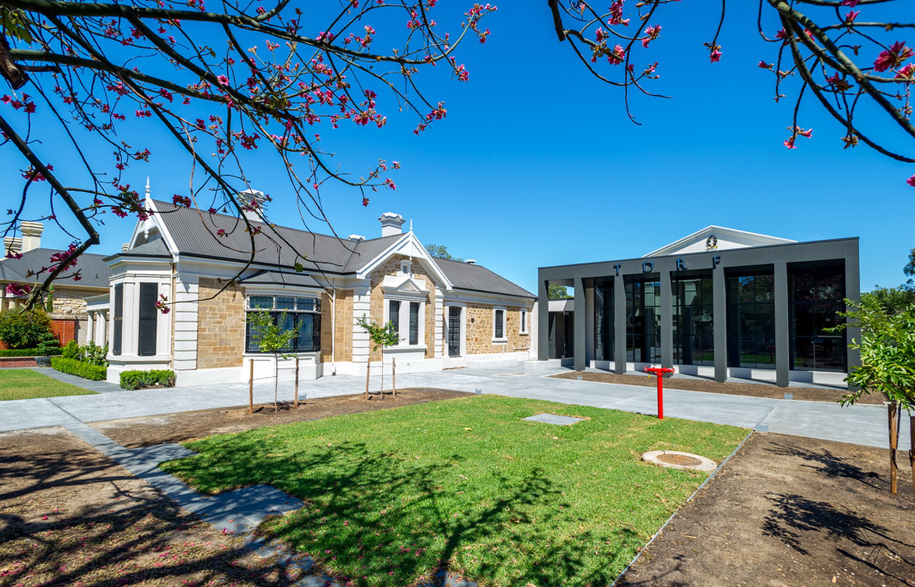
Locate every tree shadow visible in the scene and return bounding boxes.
[761,492,915,582]
[765,442,883,489]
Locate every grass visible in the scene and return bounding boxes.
[163,395,748,587]
[0,368,97,400]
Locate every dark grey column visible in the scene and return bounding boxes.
[573,277,587,371]
[713,265,727,382]
[538,278,549,361]
[661,270,673,368]
[844,252,861,383]
[774,261,790,387]
[614,276,627,374]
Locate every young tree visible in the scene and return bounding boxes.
[835,296,915,496]
[547,283,569,299]
[246,309,299,412]
[356,314,400,400]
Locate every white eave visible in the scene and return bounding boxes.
[355,232,453,291]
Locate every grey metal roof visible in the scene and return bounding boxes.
[124,238,171,258]
[152,201,402,274]
[0,248,111,289]
[435,257,535,299]
[240,270,322,288]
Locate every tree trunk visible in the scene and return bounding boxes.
[294,357,299,407]
[888,401,899,495]
[909,413,915,500]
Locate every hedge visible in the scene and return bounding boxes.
[51,357,108,381]
[0,348,63,357]
[120,370,176,390]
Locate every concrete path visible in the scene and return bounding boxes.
[1,366,910,449]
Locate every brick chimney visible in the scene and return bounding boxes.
[379,212,405,237]
[21,222,43,252]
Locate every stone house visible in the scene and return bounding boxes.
[100,194,536,386]
[1,222,111,345]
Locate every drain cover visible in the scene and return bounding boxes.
[642,450,717,472]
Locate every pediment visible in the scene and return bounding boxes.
[644,226,795,257]
[381,274,430,296]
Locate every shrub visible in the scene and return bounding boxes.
[0,348,62,357]
[61,340,80,359]
[0,308,52,349]
[120,370,176,390]
[36,331,61,356]
[51,357,107,381]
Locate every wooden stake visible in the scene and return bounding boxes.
[888,401,899,495]
[910,416,915,500]
[248,360,254,415]
[392,357,396,398]
[380,349,385,400]
[365,360,370,400]
[294,357,300,407]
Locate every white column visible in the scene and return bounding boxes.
[87,312,95,344]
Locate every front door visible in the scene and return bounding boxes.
[448,307,462,357]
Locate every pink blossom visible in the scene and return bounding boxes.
[874,41,914,73]
[607,44,626,66]
[758,61,772,69]
[783,137,796,149]
[907,175,915,187]
[845,10,859,23]
[216,75,230,85]
[710,49,722,63]
[895,63,915,79]
[840,0,859,6]
[5,283,31,296]
[641,24,661,48]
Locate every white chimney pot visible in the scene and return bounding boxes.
[378,212,405,237]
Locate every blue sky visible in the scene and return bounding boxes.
[4,1,913,294]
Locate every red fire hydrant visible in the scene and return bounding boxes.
[644,367,675,419]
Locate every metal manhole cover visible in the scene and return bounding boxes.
[657,453,702,467]
[642,450,717,473]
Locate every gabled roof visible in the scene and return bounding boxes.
[240,270,321,288]
[644,226,796,257]
[129,201,531,299]
[0,248,111,289]
[435,257,535,299]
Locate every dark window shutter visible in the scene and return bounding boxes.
[113,283,123,356]
[138,283,158,357]
[409,302,419,345]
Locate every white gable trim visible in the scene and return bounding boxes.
[644,225,796,258]
[355,232,453,291]
[127,199,180,258]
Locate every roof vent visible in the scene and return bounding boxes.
[378,212,405,237]
[465,259,477,265]
[237,188,268,222]
[348,234,365,242]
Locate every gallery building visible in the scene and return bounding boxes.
[537,227,860,387]
[94,188,536,386]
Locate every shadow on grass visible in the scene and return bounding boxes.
[170,438,642,586]
[761,492,915,582]
[765,442,883,489]
[0,435,311,586]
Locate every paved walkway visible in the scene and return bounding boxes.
[2,366,911,449]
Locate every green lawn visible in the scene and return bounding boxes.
[163,395,747,587]
[0,369,97,401]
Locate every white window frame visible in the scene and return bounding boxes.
[383,294,425,349]
[519,309,528,335]
[492,307,507,343]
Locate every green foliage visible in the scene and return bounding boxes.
[547,284,570,299]
[834,296,915,409]
[356,315,400,352]
[862,286,915,315]
[0,308,52,349]
[45,286,54,313]
[905,247,915,291]
[36,331,60,356]
[425,243,463,262]
[164,396,746,587]
[0,369,95,401]
[119,369,176,390]
[61,340,79,359]
[246,311,298,357]
[0,347,62,357]
[59,340,108,366]
[51,357,108,381]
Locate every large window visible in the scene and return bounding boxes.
[246,295,321,353]
[138,283,158,357]
[594,281,614,361]
[386,297,425,347]
[727,272,775,369]
[493,308,506,341]
[790,265,846,371]
[673,274,714,366]
[626,278,661,363]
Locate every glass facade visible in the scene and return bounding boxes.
[594,281,614,361]
[726,272,775,368]
[626,277,661,363]
[672,274,714,366]
[790,265,846,371]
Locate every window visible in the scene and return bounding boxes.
[519,310,528,334]
[246,295,321,353]
[409,302,420,345]
[138,283,158,357]
[673,274,714,366]
[726,272,775,369]
[594,281,614,361]
[389,300,401,337]
[790,265,846,371]
[625,278,661,363]
[401,261,412,276]
[112,283,123,356]
[493,308,505,340]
